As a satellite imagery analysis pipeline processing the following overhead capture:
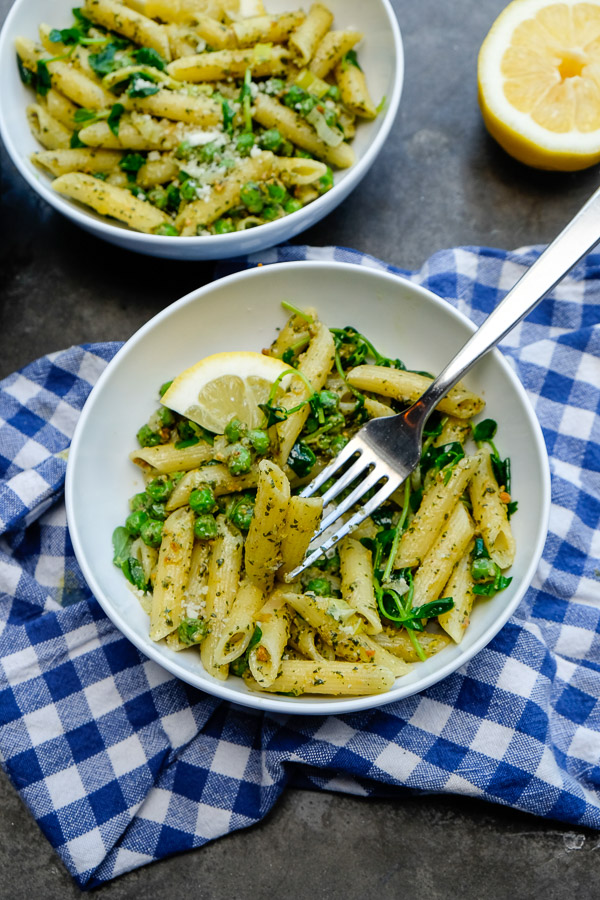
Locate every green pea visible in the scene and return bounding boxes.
[213,217,235,234]
[266,182,288,204]
[194,514,218,540]
[259,128,282,151]
[130,492,150,512]
[247,429,270,454]
[229,495,255,531]
[306,577,331,596]
[228,443,253,475]
[280,138,294,156]
[284,198,303,214]
[326,85,340,101]
[225,417,245,443]
[154,223,179,236]
[180,179,198,201]
[137,424,161,447]
[125,509,148,537]
[148,187,168,209]
[140,518,163,547]
[236,132,255,155]
[324,107,338,127]
[175,140,193,159]
[178,618,208,645]
[318,166,334,193]
[200,140,219,162]
[189,485,216,514]
[471,557,500,583]
[148,502,168,520]
[262,203,280,221]
[157,406,175,426]
[319,389,339,412]
[240,180,264,214]
[146,477,173,502]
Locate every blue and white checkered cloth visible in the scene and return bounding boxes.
[1,244,600,889]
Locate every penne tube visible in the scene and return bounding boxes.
[438,543,477,643]
[275,155,327,185]
[213,579,264,666]
[394,456,478,569]
[201,517,244,679]
[149,507,195,641]
[411,502,475,609]
[289,616,335,661]
[288,3,333,65]
[339,537,381,634]
[167,464,258,509]
[278,495,323,577]
[253,93,355,168]
[167,46,289,81]
[469,450,516,568]
[184,539,212,610]
[82,0,172,60]
[232,11,305,46]
[26,105,72,150]
[77,117,185,151]
[176,151,277,233]
[280,590,363,649]
[52,172,172,233]
[249,593,291,686]
[45,89,79,130]
[435,415,472,447]
[310,30,363,80]
[245,660,395,696]
[346,365,485,419]
[268,307,315,359]
[334,57,377,119]
[146,0,225,24]
[15,38,113,109]
[32,148,124,177]
[124,89,222,125]
[335,633,411,678]
[276,320,336,465]
[222,0,267,20]
[374,629,452,663]
[244,459,290,591]
[192,14,236,48]
[136,154,180,188]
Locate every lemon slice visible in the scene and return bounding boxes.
[161,351,294,434]
[478,0,600,170]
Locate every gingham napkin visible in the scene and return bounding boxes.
[1,245,600,889]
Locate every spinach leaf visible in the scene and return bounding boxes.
[122,556,148,591]
[17,55,35,87]
[127,74,160,98]
[107,102,125,136]
[134,46,166,70]
[112,526,132,568]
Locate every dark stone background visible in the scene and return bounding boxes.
[1,1,598,896]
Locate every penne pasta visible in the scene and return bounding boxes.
[309,29,363,80]
[83,0,172,60]
[149,507,195,641]
[347,365,485,419]
[200,516,244,679]
[52,172,172,232]
[249,593,292,686]
[411,502,476,609]
[339,537,381,634]
[244,459,290,590]
[245,660,395,695]
[469,450,516,568]
[288,3,333,65]
[32,148,124,177]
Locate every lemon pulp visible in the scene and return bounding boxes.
[478,0,600,170]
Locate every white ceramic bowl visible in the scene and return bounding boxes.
[0,0,403,259]
[66,261,551,715]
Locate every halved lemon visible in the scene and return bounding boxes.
[478,0,600,170]
[161,351,294,434]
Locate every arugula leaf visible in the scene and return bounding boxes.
[222,99,235,135]
[107,102,125,136]
[120,152,145,173]
[89,43,119,77]
[122,556,148,591]
[472,418,497,443]
[73,107,98,124]
[17,55,35,87]
[112,526,132,568]
[36,60,52,97]
[420,441,464,480]
[134,46,166,70]
[342,49,362,70]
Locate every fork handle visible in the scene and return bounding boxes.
[409,183,600,423]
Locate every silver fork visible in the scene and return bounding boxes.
[284,184,600,582]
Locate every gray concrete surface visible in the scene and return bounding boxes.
[1,0,599,897]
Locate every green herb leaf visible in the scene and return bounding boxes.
[70,131,87,148]
[107,102,125,136]
[178,618,208,645]
[472,418,498,443]
[127,74,160,98]
[134,46,166,70]
[122,556,148,591]
[222,99,235,135]
[36,60,52,97]
[89,42,119,77]
[112,526,132,568]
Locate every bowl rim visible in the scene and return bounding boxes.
[0,0,404,249]
[65,259,552,716]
